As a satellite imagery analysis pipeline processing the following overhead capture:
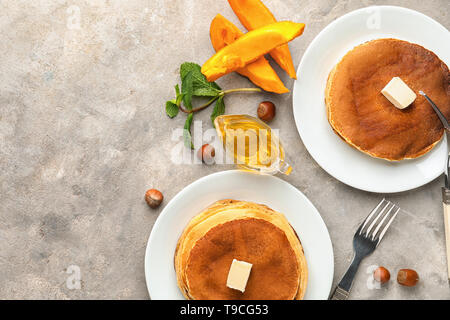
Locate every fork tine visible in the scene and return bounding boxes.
[370,204,398,240]
[365,202,391,237]
[376,206,400,244]
[359,198,387,235]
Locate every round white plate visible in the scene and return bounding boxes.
[145,170,333,300]
[293,6,450,193]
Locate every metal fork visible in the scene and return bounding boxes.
[330,199,400,300]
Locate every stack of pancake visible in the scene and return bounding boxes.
[326,38,450,161]
[175,199,308,300]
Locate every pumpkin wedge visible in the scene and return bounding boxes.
[228,0,300,79]
[210,14,288,94]
[201,21,305,82]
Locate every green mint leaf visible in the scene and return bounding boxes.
[181,71,194,110]
[176,93,185,106]
[180,63,207,84]
[183,112,194,149]
[165,99,179,118]
[175,84,185,106]
[192,85,221,97]
[180,62,221,97]
[210,95,225,126]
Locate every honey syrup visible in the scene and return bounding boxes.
[214,114,292,175]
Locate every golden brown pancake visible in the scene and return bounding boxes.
[175,199,307,300]
[326,38,450,161]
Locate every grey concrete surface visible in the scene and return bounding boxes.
[0,0,449,299]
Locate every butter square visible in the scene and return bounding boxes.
[226,259,252,292]
[381,77,416,109]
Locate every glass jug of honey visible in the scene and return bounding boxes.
[214,114,292,175]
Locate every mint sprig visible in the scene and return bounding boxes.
[165,62,261,149]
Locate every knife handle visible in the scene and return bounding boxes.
[442,188,450,280]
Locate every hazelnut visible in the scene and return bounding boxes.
[373,266,390,284]
[257,101,276,122]
[145,189,163,209]
[197,144,215,164]
[397,269,419,287]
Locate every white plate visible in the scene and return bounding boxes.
[293,6,450,193]
[145,170,333,300]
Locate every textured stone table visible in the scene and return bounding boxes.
[1,0,449,299]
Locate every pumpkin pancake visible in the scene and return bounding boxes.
[326,38,450,161]
[174,199,307,300]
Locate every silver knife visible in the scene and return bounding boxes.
[420,91,450,281]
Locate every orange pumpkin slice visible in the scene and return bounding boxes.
[201,21,305,82]
[228,0,300,79]
[210,14,288,94]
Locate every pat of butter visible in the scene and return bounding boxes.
[226,259,252,292]
[381,77,416,109]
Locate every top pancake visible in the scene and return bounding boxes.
[326,38,450,161]
[174,199,308,300]
[185,218,300,300]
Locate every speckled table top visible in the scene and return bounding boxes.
[1,0,449,299]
